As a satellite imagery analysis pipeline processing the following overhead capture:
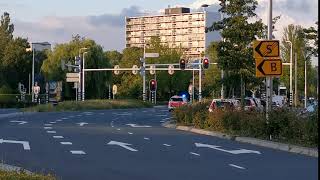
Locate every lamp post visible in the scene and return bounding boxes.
[32,46,35,102]
[79,48,88,101]
[286,40,293,106]
[82,51,88,101]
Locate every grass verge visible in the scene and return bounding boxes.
[22,99,153,112]
[0,170,55,180]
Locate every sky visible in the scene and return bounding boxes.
[1,0,318,65]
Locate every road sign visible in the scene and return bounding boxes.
[112,85,117,95]
[253,40,280,58]
[139,66,145,76]
[255,59,282,77]
[132,65,139,75]
[114,65,120,75]
[150,65,155,75]
[168,65,174,75]
[66,73,79,78]
[66,77,79,82]
[145,53,159,58]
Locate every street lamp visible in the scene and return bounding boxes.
[286,40,293,106]
[79,47,88,101]
[82,51,88,101]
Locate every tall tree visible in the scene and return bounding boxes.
[207,0,264,102]
[41,36,111,99]
[105,50,123,66]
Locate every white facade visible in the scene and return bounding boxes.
[125,8,221,60]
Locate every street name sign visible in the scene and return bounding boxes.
[255,58,282,77]
[145,53,159,58]
[253,40,279,58]
[66,77,79,82]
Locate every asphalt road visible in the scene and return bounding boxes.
[0,106,318,180]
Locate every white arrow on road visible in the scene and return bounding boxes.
[126,124,152,128]
[0,139,30,150]
[195,143,261,155]
[77,122,88,126]
[10,121,27,125]
[107,141,138,152]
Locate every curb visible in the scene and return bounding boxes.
[162,123,318,158]
[0,163,32,174]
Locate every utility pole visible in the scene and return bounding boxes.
[220,10,225,99]
[266,0,273,123]
[295,53,298,107]
[32,47,35,102]
[143,44,146,102]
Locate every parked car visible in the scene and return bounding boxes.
[168,95,188,111]
[208,99,235,112]
[244,98,257,111]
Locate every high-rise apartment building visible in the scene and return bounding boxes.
[125,7,221,60]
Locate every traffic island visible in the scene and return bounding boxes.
[22,99,153,112]
[0,163,55,180]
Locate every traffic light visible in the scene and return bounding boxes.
[203,58,209,69]
[149,79,157,92]
[180,59,186,70]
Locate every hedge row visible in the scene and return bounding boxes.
[173,102,318,147]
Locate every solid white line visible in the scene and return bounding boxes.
[60,142,72,145]
[190,152,200,156]
[163,144,171,147]
[144,137,150,140]
[47,131,56,134]
[44,127,53,130]
[44,124,52,126]
[128,132,133,135]
[70,150,86,155]
[229,164,246,170]
[53,136,64,139]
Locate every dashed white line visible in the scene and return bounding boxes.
[44,127,53,130]
[128,132,133,135]
[229,164,246,170]
[163,144,172,147]
[70,150,86,155]
[62,118,68,120]
[60,142,72,145]
[156,115,167,117]
[190,152,201,156]
[44,124,52,126]
[143,137,150,140]
[49,122,56,124]
[117,129,121,131]
[47,131,56,134]
[53,136,64,139]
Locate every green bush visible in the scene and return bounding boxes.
[0,170,55,180]
[173,103,318,148]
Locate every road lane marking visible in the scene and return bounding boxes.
[111,121,114,128]
[99,113,105,115]
[163,144,171,147]
[56,120,62,122]
[113,113,132,116]
[126,124,151,128]
[70,150,86,155]
[44,124,52,126]
[60,142,72,145]
[44,127,53,130]
[190,152,200,156]
[49,122,56,124]
[47,131,56,134]
[53,136,64,139]
[156,115,167,117]
[117,129,121,131]
[195,143,261,155]
[144,137,150,140]
[229,164,246,170]
[107,141,138,152]
[77,122,88,126]
[162,117,171,120]
[0,139,31,150]
[128,132,133,135]
[62,118,68,120]
[10,121,28,125]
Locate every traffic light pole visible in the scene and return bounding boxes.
[143,44,146,102]
[199,63,202,102]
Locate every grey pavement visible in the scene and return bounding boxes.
[0,107,318,180]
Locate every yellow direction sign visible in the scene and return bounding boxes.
[255,59,282,77]
[253,40,280,58]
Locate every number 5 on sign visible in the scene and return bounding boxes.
[253,40,279,58]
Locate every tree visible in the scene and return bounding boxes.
[41,36,111,99]
[303,22,318,57]
[207,0,264,103]
[105,50,122,66]
[281,24,317,102]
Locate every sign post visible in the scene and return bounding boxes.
[112,85,117,99]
